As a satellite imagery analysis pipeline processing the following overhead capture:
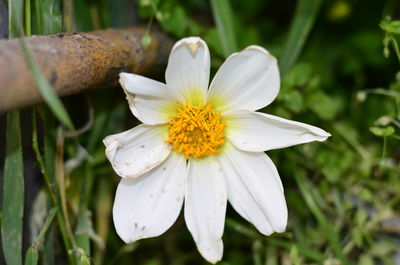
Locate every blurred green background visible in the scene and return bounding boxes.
[0,0,400,264]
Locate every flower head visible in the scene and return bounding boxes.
[166,103,227,159]
[104,37,330,263]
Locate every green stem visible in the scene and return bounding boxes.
[266,238,325,263]
[363,88,400,99]
[33,0,43,34]
[32,112,76,265]
[75,164,94,254]
[24,0,31,36]
[141,1,157,49]
[252,240,263,265]
[265,245,278,265]
[380,136,387,168]
[89,2,101,30]
[32,112,58,207]
[62,0,74,32]
[392,134,400,139]
[390,35,400,63]
[55,128,79,263]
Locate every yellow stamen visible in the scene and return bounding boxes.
[166,103,226,159]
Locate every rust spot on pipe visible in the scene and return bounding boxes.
[0,27,174,112]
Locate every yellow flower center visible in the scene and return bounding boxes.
[166,103,226,159]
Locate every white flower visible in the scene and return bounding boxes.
[104,37,330,263]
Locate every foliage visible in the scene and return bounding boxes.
[1,0,400,265]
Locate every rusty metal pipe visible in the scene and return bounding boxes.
[0,27,174,112]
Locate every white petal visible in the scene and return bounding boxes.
[219,142,287,233]
[165,37,210,105]
[207,46,280,112]
[103,124,171,178]
[226,110,331,152]
[113,152,186,243]
[184,156,227,263]
[119,73,183,125]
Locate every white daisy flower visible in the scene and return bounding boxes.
[104,37,330,263]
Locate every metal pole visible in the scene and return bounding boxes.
[0,27,174,112]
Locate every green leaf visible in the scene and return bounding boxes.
[2,2,25,265]
[285,90,304,113]
[283,63,316,89]
[369,126,395,137]
[280,0,322,75]
[1,111,24,265]
[24,247,39,265]
[77,248,91,265]
[358,255,374,265]
[307,91,341,120]
[204,28,225,58]
[210,0,238,57]
[159,6,187,37]
[380,17,400,35]
[75,209,91,254]
[42,228,55,265]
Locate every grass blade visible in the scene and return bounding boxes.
[24,208,57,265]
[41,111,56,265]
[62,0,74,32]
[1,111,24,265]
[294,171,349,265]
[32,112,75,264]
[279,0,322,75]
[75,168,94,256]
[77,96,112,259]
[32,0,62,34]
[24,0,31,35]
[41,0,62,33]
[2,1,25,265]
[226,218,326,263]
[24,247,38,265]
[210,0,238,57]
[94,177,112,265]
[8,0,23,38]
[34,207,58,245]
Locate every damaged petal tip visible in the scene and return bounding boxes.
[174,37,206,54]
[188,42,201,53]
